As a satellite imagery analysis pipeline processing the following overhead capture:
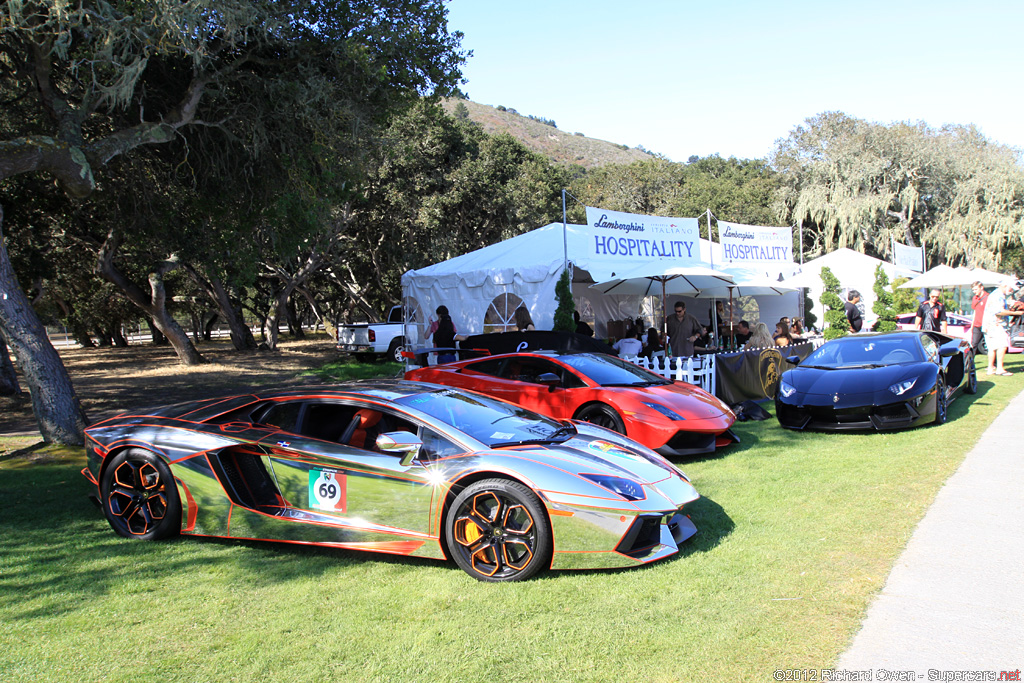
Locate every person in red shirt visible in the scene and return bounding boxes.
[970,280,988,354]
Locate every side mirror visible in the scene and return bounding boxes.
[376,431,423,466]
[786,356,801,365]
[939,347,958,358]
[537,372,561,391]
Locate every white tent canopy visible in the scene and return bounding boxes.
[781,248,917,330]
[401,222,800,340]
[896,264,971,289]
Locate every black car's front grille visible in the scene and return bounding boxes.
[778,400,918,430]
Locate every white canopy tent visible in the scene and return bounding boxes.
[896,264,970,289]
[401,222,801,340]
[781,248,917,330]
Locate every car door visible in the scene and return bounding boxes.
[259,399,439,538]
[491,356,572,418]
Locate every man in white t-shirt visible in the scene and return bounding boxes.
[613,329,643,358]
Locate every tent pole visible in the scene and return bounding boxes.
[706,209,714,269]
[561,189,568,273]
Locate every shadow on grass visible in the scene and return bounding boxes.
[0,456,455,621]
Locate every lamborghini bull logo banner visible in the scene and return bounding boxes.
[718,221,793,263]
[584,207,701,266]
[715,342,814,404]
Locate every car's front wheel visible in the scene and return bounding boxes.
[445,478,551,582]
[933,376,948,425]
[574,403,626,434]
[101,449,181,540]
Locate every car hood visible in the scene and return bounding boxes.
[489,432,698,509]
[607,382,733,418]
[498,428,683,485]
[784,364,923,396]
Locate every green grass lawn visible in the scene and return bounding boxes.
[2,357,1021,682]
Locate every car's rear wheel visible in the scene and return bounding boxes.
[574,403,626,434]
[965,354,978,395]
[933,376,948,425]
[445,478,551,582]
[101,449,181,540]
[388,337,405,363]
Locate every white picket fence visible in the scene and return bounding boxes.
[624,354,716,395]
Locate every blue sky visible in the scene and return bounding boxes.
[445,0,1024,162]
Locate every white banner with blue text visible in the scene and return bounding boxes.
[718,221,793,263]
[583,207,701,267]
[891,239,925,273]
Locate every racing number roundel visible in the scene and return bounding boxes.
[309,469,347,512]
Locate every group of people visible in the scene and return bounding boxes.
[921,281,1022,375]
[608,302,810,359]
[970,280,1022,376]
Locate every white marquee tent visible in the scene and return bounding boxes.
[401,222,800,340]
[782,248,918,329]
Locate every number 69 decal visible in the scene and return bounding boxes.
[309,469,347,512]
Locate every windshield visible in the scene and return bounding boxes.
[801,335,926,369]
[558,353,670,386]
[394,387,571,447]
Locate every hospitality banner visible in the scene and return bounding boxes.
[718,221,793,263]
[583,207,701,266]
[892,239,924,273]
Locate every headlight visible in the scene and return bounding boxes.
[580,474,646,501]
[889,378,917,396]
[778,380,797,398]
[641,402,685,421]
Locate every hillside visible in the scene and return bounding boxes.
[441,98,654,169]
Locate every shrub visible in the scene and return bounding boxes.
[872,265,899,331]
[553,268,576,332]
[821,266,848,340]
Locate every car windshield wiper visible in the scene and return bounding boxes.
[842,363,886,369]
[549,424,576,439]
[490,424,575,448]
[602,380,667,387]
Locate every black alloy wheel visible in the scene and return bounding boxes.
[445,478,551,582]
[933,376,948,425]
[574,403,626,434]
[965,354,978,395]
[100,449,181,540]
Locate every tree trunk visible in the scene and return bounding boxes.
[297,286,333,338]
[146,318,167,345]
[0,207,88,443]
[286,295,304,339]
[184,266,257,351]
[0,328,22,396]
[96,233,204,365]
[111,325,128,347]
[202,312,218,341]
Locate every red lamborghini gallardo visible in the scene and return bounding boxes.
[406,351,737,456]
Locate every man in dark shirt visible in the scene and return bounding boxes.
[845,290,863,333]
[915,289,948,333]
[666,301,703,357]
[734,320,752,346]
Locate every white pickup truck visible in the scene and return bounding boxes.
[336,305,419,362]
